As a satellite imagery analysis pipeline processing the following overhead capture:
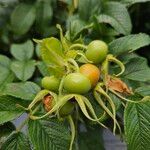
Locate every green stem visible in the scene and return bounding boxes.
[68,115,75,150]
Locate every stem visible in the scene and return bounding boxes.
[59,76,65,96]
[69,44,87,51]
[68,116,75,150]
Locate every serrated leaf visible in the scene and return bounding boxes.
[11,40,34,61]
[109,33,150,55]
[11,3,36,35]
[121,0,150,6]
[3,82,41,101]
[11,60,36,81]
[96,14,129,35]
[0,96,26,124]
[40,37,64,65]
[78,125,105,150]
[101,1,132,35]
[28,118,70,150]
[123,57,150,82]
[1,132,31,150]
[38,37,65,76]
[135,86,150,96]
[124,97,150,150]
[0,55,14,92]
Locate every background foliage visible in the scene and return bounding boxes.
[0,0,150,150]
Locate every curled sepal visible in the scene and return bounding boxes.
[28,90,50,110]
[75,95,104,123]
[101,59,109,87]
[110,89,150,104]
[94,91,121,135]
[56,24,69,52]
[69,43,87,51]
[76,52,93,63]
[30,95,74,120]
[95,83,121,134]
[107,54,125,77]
[67,115,75,150]
[67,58,80,72]
[81,96,107,128]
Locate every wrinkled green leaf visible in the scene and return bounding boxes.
[11,3,36,35]
[124,97,150,150]
[0,55,14,92]
[3,82,41,101]
[11,60,36,81]
[28,118,70,150]
[1,132,31,150]
[11,40,34,61]
[135,86,150,96]
[109,33,150,55]
[0,96,26,124]
[101,1,132,35]
[123,56,150,82]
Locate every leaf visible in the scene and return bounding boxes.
[135,86,150,96]
[3,82,41,101]
[38,37,65,76]
[122,57,150,82]
[1,132,31,150]
[0,55,14,92]
[78,0,101,21]
[78,125,105,150]
[39,37,64,65]
[10,40,34,61]
[96,14,129,36]
[66,15,92,41]
[28,118,71,150]
[11,60,36,81]
[109,33,150,56]
[100,1,132,35]
[121,0,150,6]
[0,122,15,148]
[124,97,150,150]
[35,1,53,33]
[0,95,26,124]
[11,3,36,35]
[37,61,50,76]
